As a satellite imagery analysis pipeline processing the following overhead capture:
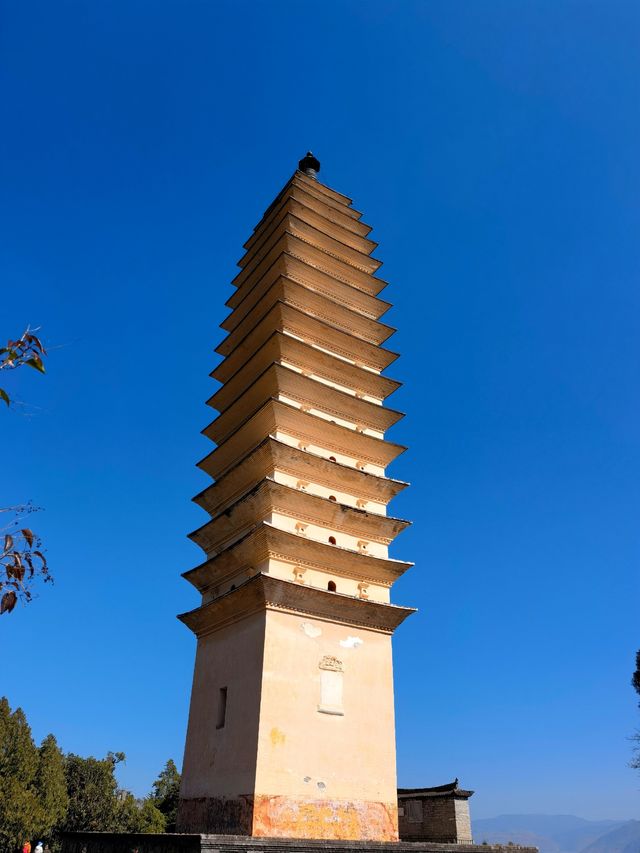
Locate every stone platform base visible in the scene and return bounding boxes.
[60,832,538,853]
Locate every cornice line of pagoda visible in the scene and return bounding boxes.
[233,227,384,292]
[260,172,360,228]
[210,332,401,405]
[197,399,407,479]
[220,274,397,347]
[226,250,392,325]
[238,207,380,279]
[218,276,396,355]
[183,522,413,593]
[242,189,377,255]
[207,361,403,428]
[286,176,368,228]
[247,187,376,246]
[182,549,391,601]
[214,303,399,381]
[292,173,373,224]
[192,437,408,519]
[178,573,415,639]
[231,231,388,298]
[291,171,358,211]
[189,477,411,552]
[203,364,404,444]
[243,187,373,256]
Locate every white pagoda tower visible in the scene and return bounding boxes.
[177,154,414,841]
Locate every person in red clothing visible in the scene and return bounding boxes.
[22,842,31,853]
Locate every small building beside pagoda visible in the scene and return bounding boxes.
[398,780,474,844]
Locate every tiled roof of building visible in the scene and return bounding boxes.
[398,779,474,799]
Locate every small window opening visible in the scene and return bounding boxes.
[355,424,365,433]
[216,687,228,729]
[328,495,337,502]
[329,456,337,462]
[298,442,308,451]
[328,536,337,545]
[230,584,236,590]
[328,581,337,592]
[356,461,366,471]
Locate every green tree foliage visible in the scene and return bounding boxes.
[60,750,173,835]
[0,696,177,843]
[113,791,140,833]
[116,794,166,833]
[60,751,172,836]
[151,759,181,832]
[137,799,167,833]
[62,752,123,832]
[33,735,68,837]
[0,697,46,851]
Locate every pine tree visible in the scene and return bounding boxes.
[34,734,68,837]
[0,698,46,850]
[151,759,181,832]
[0,698,169,843]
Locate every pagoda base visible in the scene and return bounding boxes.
[60,833,538,853]
[177,796,398,840]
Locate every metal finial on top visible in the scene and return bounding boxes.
[298,151,320,179]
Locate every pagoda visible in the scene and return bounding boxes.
[177,153,414,841]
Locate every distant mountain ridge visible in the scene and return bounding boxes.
[581,821,640,853]
[473,815,640,853]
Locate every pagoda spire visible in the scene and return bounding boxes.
[298,150,320,178]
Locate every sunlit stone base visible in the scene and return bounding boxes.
[252,795,398,841]
[175,795,397,840]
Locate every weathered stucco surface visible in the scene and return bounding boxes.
[178,607,401,839]
[252,795,398,840]
[254,610,399,812]
[177,794,397,840]
[177,796,254,835]
[178,612,265,809]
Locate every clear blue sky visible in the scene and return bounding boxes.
[2,0,638,821]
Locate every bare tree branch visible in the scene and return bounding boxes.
[1,328,53,614]
[0,327,47,406]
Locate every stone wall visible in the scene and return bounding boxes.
[61,832,538,853]
[398,797,472,844]
[59,833,200,853]
[177,796,254,835]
